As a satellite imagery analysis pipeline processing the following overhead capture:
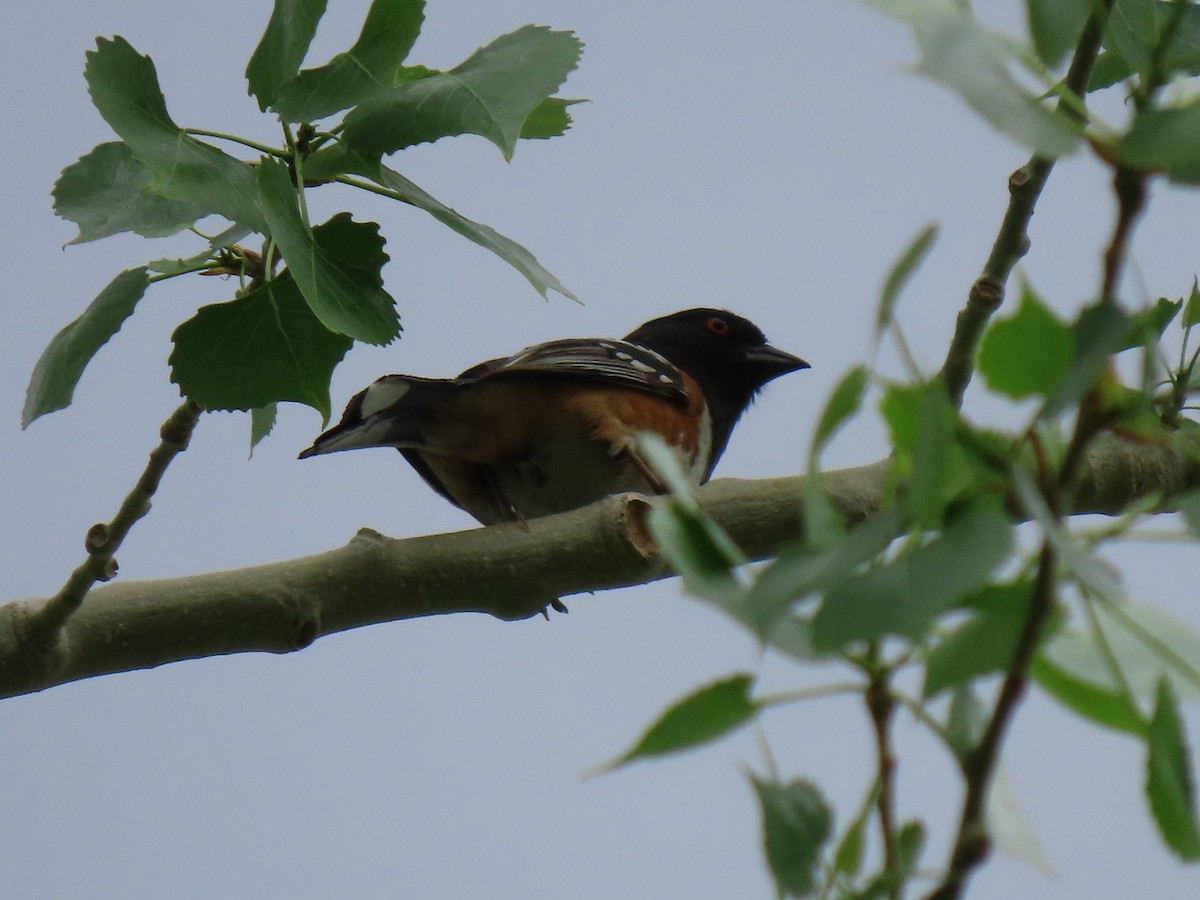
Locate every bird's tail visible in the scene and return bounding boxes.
[298,375,461,458]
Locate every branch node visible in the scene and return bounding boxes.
[98,558,119,583]
[620,495,659,559]
[85,523,109,555]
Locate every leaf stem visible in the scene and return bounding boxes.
[185,128,287,158]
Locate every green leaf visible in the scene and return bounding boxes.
[53,142,208,244]
[147,224,252,276]
[84,37,265,231]
[342,25,583,160]
[1184,279,1200,328]
[923,580,1036,698]
[250,403,278,454]
[169,270,353,420]
[1146,679,1200,860]
[270,0,426,122]
[520,97,585,139]
[23,268,150,428]
[812,365,869,458]
[1027,0,1093,68]
[945,684,988,762]
[257,160,398,344]
[833,784,878,880]
[1121,100,1200,183]
[306,149,576,300]
[978,283,1074,399]
[1089,50,1133,90]
[744,508,904,638]
[812,500,1013,650]
[867,4,1080,155]
[988,768,1054,873]
[750,776,833,899]
[1126,295,1183,347]
[1177,491,1200,536]
[245,0,329,111]
[1042,300,1130,417]
[878,223,938,337]
[1032,654,1145,736]
[1107,0,1160,77]
[596,675,758,773]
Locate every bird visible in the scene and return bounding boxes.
[299,308,809,526]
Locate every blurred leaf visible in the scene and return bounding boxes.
[895,820,927,874]
[520,97,585,139]
[1089,50,1132,89]
[988,768,1055,873]
[1106,0,1160,77]
[1091,3,1200,90]
[257,160,398,344]
[647,502,745,611]
[639,431,706,504]
[945,683,988,762]
[832,784,877,879]
[169,270,353,420]
[342,25,582,160]
[750,776,832,899]
[84,37,264,231]
[867,3,1079,154]
[306,148,576,300]
[744,508,904,637]
[812,501,1012,650]
[596,675,758,773]
[1033,652,1145,735]
[270,0,425,121]
[1125,295,1183,348]
[923,580,1036,698]
[1121,99,1200,183]
[53,142,207,244]
[1177,491,1200,536]
[250,403,278,454]
[1027,0,1093,68]
[1041,300,1130,417]
[245,0,329,111]
[1185,279,1200,328]
[979,283,1074,399]
[1146,679,1200,859]
[23,268,150,427]
[813,366,870,458]
[882,382,974,529]
[877,223,938,337]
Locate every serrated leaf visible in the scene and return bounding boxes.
[812,501,1012,650]
[979,284,1074,399]
[812,365,869,458]
[169,270,353,419]
[1121,100,1200,183]
[1027,0,1093,68]
[878,223,937,337]
[270,0,425,121]
[245,0,329,111]
[596,675,758,773]
[53,142,208,244]
[1145,679,1200,859]
[250,403,278,454]
[750,777,832,899]
[342,25,582,160]
[23,268,150,427]
[1125,295,1183,347]
[923,580,1035,698]
[520,97,585,139]
[84,37,264,231]
[257,160,398,343]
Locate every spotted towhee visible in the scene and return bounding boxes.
[300,308,808,525]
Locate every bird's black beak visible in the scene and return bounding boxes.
[745,344,810,378]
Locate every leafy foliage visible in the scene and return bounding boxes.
[29,0,581,427]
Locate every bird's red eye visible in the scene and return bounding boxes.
[706,316,730,335]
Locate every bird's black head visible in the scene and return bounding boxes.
[626,308,809,473]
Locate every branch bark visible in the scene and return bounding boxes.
[1,432,1197,699]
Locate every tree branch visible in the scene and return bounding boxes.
[940,5,1111,407]
[0,431,1196,699]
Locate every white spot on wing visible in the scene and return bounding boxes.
[360,380,410,417]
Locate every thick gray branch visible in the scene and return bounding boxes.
[0,433,1196,699]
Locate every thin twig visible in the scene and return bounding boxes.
[940,5,1111,407]
[19,401,202,650]
[866,667,899,895]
